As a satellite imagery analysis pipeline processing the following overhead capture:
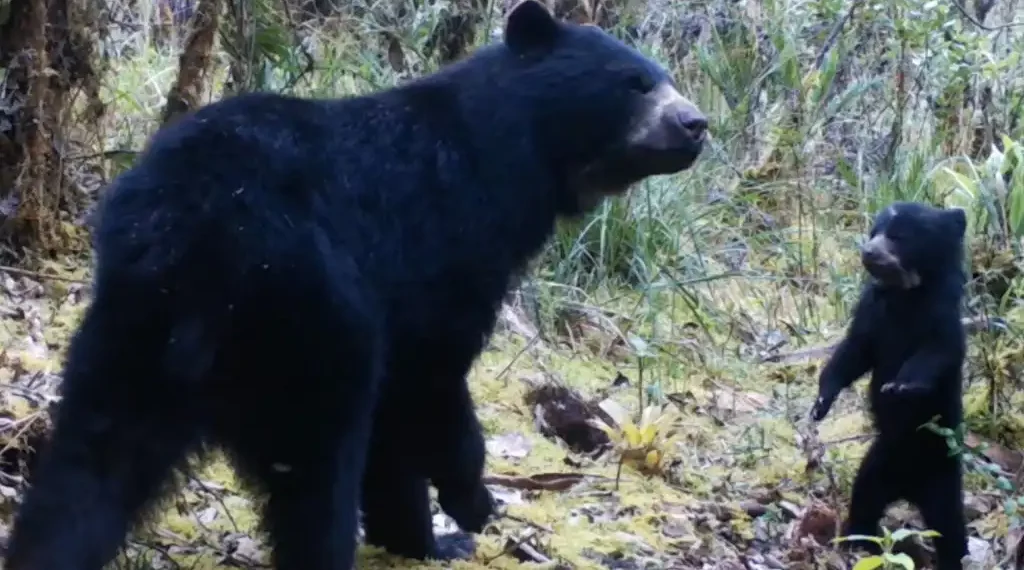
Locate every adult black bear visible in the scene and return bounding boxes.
[810,201,969,570]
[3,1,708,569]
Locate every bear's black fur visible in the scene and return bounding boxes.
[810,201,969,570]
[3,2,708,569]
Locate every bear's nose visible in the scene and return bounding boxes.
[860,243,887,266]
[681,114,708,142]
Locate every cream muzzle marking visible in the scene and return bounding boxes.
[627,82,706,147]
[861,233,921,289]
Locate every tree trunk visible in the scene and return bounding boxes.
[0,0,104,258]
[424,0,487,65]
[162,0,222,125]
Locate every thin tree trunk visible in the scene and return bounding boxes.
[162,0,223,125]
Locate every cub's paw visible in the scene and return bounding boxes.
[438,483,495,533]
[432,531,478,561]
[809,394,835,422]
[880,382,924,395]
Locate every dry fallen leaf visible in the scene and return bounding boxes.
[792,500,838,547]
[965,431,1024,473]
[225,535,264,565]
[486,432,534,460]
[710,389,771,416]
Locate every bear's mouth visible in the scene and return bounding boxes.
[625,141,705,176]
[566,136,706,215]
[863,260,921,289]
[574,141,704,191]
[568,157,646,212]
[860,233,921,289]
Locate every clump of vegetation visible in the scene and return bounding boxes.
[590,400,680,483]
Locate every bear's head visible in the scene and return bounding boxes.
[496,0,708,214]
[860,201,967,289]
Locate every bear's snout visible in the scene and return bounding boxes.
[674,106,708,143]
[860,234,899,268]
[626,82,708,175]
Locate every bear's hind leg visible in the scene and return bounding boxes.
[243,435,371,570]
[228,341,379,570]
[221,255,383,570]
[913,466,967,570]
[4,302,199,570]
[840,439,904,555]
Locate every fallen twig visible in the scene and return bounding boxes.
[0,265,88,284]
[761,315,1008,363]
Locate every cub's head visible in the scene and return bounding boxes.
[860,201,967,289]
[498,0,707,214]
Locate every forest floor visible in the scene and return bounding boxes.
[0,251,1017,570]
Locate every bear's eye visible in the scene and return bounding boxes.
[625,74,655,94]
[885,228,905,242]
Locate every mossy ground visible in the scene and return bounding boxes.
[0,248,1018,569]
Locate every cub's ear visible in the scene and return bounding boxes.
[505,0,559,55]
[945,207,967,238]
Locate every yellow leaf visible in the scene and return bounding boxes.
[639,423,658,446]
[851,555,885,570]
[644,449,661,469]
[622,423,642,448]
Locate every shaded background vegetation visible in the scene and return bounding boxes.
[2,0,1024,567]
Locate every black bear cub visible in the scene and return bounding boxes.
[810,201,969,570]
[4,1,707,569]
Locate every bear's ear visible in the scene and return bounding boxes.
[945,207,967,237]
[505,0,559,55]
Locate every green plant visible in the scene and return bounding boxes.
[833,527,941,570]
[924,418,1024,524]
[939,135,1024,242]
